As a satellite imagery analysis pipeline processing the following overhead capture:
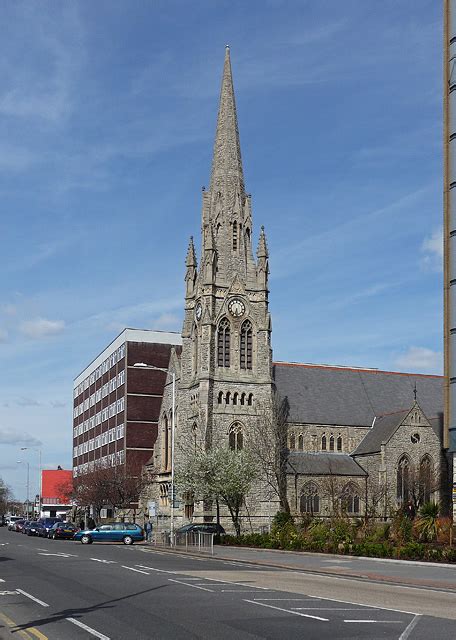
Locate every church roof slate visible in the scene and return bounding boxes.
[287,452,367,477]
[273,362,443,428]
[352,410,410,455]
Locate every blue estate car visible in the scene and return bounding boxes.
[74,522,144,545]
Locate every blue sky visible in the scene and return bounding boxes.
[0,0,443,499]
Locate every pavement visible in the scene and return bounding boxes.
[0,528,455,639]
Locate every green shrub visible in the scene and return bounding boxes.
[328,518,355,545]
[307,520,330,545]
[363,522,390,543]
[390,511,413,544]
[443,547,456,563]
[352,542,393,558]
[398,542,425,560]
[414,502,440,542]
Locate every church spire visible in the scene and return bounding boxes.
[185,236,197,298]
[209,46,245,197]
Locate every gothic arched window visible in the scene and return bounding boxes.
[217,318,231,367]
[218,391,223,404]
[233,392,238,405]
[337,435,343,452]
[247,393,253,406]
[298,434,304,450]
[225,391,231,405]
[289,432,295,450]
[300,482,320,514]
[342,482,361,514]
[397,455,410,504]
[420,455,432,505]
[229,422,243,451]
[232,221,238,250]
[321,435,327,451]
[329,435,335,451]
[192,423,198,452]
[240,320,253,370]
[163,415,169,471]
[240,393,245,406]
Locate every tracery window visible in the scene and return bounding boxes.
[341,482,361,514]
[217,318,231,367]
[229,422,243,451]
[420,455,432,505]
[289,432,295,449]
[337,435,342,452]
[329,435,335,452]
[300,482,320,514]
[240,320,253,370]
[321,435,327,451]
[397,455,410,503]
[298,434,304,451]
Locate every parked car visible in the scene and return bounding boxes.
[176,523,226,535]
[74,523,144,545]
[48,522,79,540]
[26,522,45,537]
[39,517,64,537]
[15,520,27,532]
[7,517,23,531]
[21,520,35,534]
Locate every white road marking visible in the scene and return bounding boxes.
[90,558,117,564]
[168,578,214,592]
[308,594,419,616]
[0,579,5,583]
[121,565,149,574]
[66,617,110,639]
[244,600,328,622]
[399,614,422,640]
[16,589,49,607]
[200,576,271,590]
[222,589,275,593]
[344,620,402,623]
[135,564,178,574]
[254,598,319,601]
[322,559,351,564]
[292,607,379,611]
[0,591,18,595]
[37,552,77,558]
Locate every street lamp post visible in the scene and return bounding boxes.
[16,460,30,518]
[20,447,41,518]
[133,362,176,545]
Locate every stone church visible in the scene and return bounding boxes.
[143,48,448,531]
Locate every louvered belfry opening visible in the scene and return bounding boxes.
[240,320,252,369]
[217,318,231,367]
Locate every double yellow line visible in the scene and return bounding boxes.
[0,612,48,640]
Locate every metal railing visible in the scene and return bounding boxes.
[151,531,214,555]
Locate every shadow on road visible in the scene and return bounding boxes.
[10,583,169,633]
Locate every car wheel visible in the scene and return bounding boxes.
[81,534,92,545]
[123,535,133,545]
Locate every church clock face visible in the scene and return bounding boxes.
[195,302,203,321]
[228,298,245,318]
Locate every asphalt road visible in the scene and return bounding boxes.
[0,528,454,639]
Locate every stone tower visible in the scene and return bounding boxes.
[153,47,273,524]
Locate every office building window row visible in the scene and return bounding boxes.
[73,370,125,417]
[73,344,126,399]
[73,449,125,477]
[73,424,125,458]
[73,399,125,436]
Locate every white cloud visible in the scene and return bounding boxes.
[152,313,181,331]
[421,227,443,272]
[394,346,442,374]
[0,428,41,447]
[16,397,41,407]
[20,318,65,339]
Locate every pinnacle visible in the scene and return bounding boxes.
[185,236,197,267]
[257,226,269,259]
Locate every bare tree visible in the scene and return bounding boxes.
[250,392,290,513]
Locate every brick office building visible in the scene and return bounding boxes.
[72,329,181,482]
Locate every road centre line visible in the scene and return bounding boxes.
[66,617,110,640]
[16,589,49,607]
[254,598,320,601]
[197,576,271,590]
[292,607,380,611]
[0,578,5,583]
[244,600,328,622]
[222,589,275,593]
[121,566,149,575]
[168,578,214,592]
[307,594,419,617]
